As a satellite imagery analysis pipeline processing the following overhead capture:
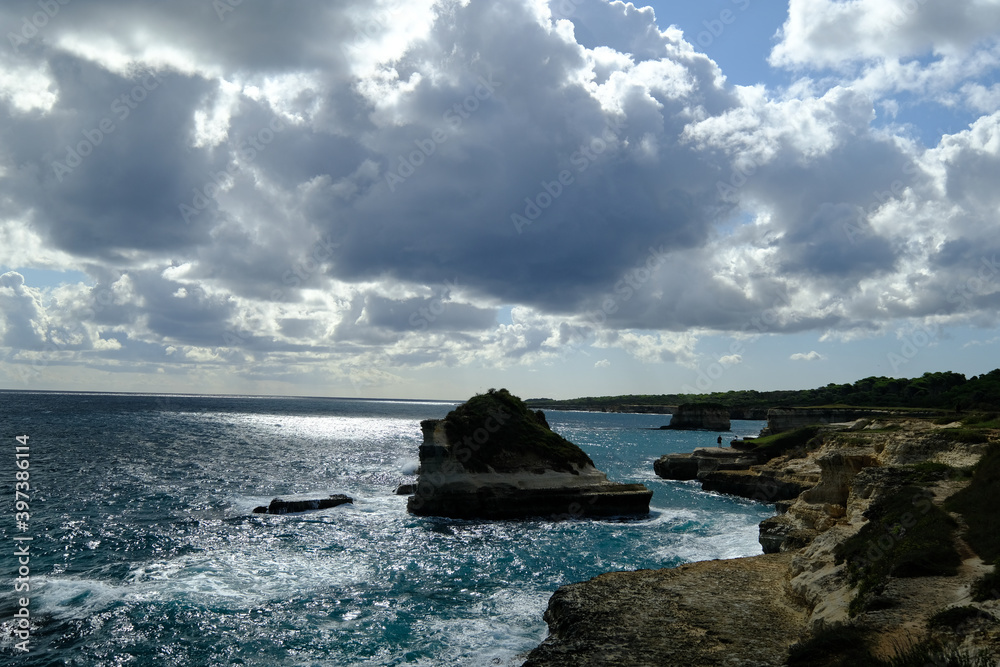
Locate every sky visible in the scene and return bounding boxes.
[0,0,999,401]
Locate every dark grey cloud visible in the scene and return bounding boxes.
[1,0,999,385]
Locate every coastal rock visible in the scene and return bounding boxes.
[655,445,819,503]
[253,493,353,514]
[760,407,940,436]
[394,483,416,495]
[661,402,731,430]
[406,389,652,520]
[524,553,807,666]
[529,417,1000,664]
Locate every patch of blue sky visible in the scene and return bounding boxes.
[1,266,91,289]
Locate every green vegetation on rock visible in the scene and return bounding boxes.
[927,605,992,631]
[946,443,1000,562]
[970,559,1000,602]
[441,388,594,474]
[788,624,992,667]
[835,485,961,616]
[751,426,822,461]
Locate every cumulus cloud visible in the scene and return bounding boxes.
[0,0,998,391]
[790,351,825,361]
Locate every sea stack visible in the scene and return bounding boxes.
[661,402,731,430]
[407,389,652,519]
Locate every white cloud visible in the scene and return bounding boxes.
[594,358,611,368]
[770,0,1000,70]
[719,354,743,367]
[790,351,825,361]
[0,0,998,394]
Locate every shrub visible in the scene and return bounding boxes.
[970,559,1000,602]
[787,624,872,666]
[928,606,992,631]
[752,426,822,461]
[946,444,1000,562]
[836,485,960,615]
[906,461,954,483]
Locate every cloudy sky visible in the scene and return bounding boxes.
[1,0,998,400]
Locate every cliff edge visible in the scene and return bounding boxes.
[407,389,652,519]
[527,415,1000,665]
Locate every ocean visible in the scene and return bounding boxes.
[0,391,773,666]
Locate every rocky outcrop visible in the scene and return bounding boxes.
[661,402,731,430]
[654,446,820,502]
[653,447,759,481]
[407,389,652,519]
[761,407,940,436]
[524,553,808,666]
[253,493,353,514]
[529,417,1000,664]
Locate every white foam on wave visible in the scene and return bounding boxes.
[34,540,376,619]
[654,507,769,564]
[396,457,420,475]
[393,586,550,667]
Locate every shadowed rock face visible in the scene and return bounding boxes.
[406,389,651,519]
[663,403,731,430]
[253,494,353,514]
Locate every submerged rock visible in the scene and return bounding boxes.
[253,493,353,514]
[406,389,652,519]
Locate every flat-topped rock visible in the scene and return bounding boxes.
[660,402,731,431]
[524,553,806,666]
[253,493,353,514]
[407,389,652,519]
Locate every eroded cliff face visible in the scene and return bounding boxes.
[761,407,939,436]
[407,390,652,519]
[664,403,731,431]
[528,418,1000,665]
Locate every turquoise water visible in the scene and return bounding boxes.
[0,392,772,665]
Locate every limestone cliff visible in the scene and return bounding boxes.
[760,406,939,436]
[528,417,1000,665]
[662,402,731,431]
[406,389,652,519]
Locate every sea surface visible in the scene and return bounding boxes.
[0,391,773,666]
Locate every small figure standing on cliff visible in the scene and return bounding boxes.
[717,436,722,445]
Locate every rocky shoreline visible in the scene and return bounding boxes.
[525,414,1000,665]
